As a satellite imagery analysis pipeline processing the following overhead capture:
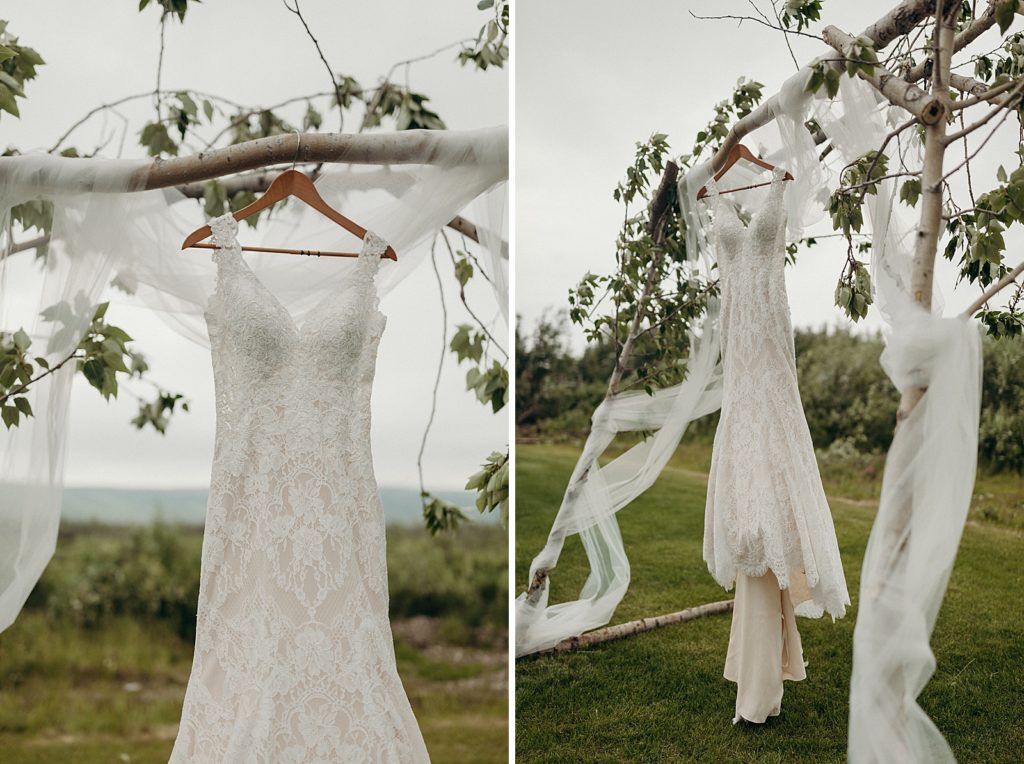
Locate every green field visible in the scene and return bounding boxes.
[515,443,1024,763]
[0,523,508,763]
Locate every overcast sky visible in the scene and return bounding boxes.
[2,0,507,489]
[517,1,1021,349]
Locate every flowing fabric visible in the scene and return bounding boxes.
[0,126,508,634]
[809,79,984,762]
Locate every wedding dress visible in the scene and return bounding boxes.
[170,214,430,763]
[703,169,850,722]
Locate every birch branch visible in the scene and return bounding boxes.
[904,0,1024,84]
[899,1,958,421]
[950,72,992,97]
[0,130,505,192]
[607,163,678,396]
[5,168,503,256]
[524,161,680,601]
[822,26,945,124]
[942,79,1024,143]
[705,0,944,175]
[524,600,734,657]
[963,259,1024,316]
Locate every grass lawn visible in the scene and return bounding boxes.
[515,443,1024,763]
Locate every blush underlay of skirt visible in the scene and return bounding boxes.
[723,568,808,724]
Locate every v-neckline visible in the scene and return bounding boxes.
[206,216,382,337]
[708,169,785,242]
[233,239,370,337]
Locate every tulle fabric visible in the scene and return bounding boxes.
[0,127,507,634]
[810,80,982,763]
[514,162,723,657]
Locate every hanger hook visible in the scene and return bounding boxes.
[291,129,301,172]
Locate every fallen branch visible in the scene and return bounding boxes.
[524,600,735,657]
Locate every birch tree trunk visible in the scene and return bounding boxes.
[900,3,957,421]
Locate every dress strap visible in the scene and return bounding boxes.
[358,231,387,276]
[208,213,241,259]
[704,174,721,199]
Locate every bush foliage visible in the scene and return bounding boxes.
[517,313,1024,473]
[26,521,508,642]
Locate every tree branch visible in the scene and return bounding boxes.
[607,163,678,397]
[0,129,506,193]
[904,0,1023,84]
[281,0,346,131]
[705,0,947,175]
[899,0,959,421]
[522,600,734,657]
[942,79,1024,143]
[963,259,1024,316]
[822,25,945,124]
[687,10,821,41]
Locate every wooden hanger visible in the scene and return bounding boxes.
[696,143,793,200]
[181,168,398,261]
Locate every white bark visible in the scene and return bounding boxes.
[708,0,942,173]
[899,3,958,421]
[0,130,495,192]
[527,600,734,657]
[822,25,945,124]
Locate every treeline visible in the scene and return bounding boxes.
[516,313,1024,473]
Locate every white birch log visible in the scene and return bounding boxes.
[526,600,735,657]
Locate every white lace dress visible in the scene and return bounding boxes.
[703,170,850,621]
[170,214,430,763]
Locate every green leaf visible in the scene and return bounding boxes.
[899,178,921,208]
[13,396,32,417]
[12,328,31,351]
[996,0,1017,35]
[202,99,214,122]
[0,47,16,66]
[177,91,198,117]
[824,67,841,99]
[0,84,20,117]
[0,72,25,97]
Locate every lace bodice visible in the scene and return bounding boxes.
[702,173,850,620]
[170,214,430,763]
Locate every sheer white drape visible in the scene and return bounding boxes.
[810,79,983,763]
[0,127,508,633]
[514,165,724,657]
